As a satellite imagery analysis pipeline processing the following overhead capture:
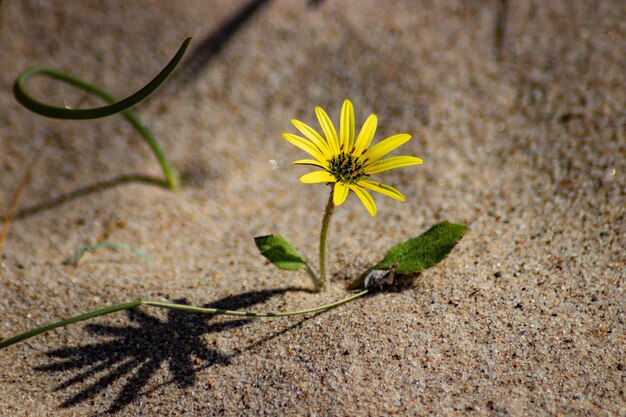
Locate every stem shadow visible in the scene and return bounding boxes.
[33,286,311,415]
[166,0,275,92]
[1,173,167,222]
[170,0,324,91]
[494,0,509,61]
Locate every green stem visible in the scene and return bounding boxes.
[13,38,191,120]
[318,189,335,291]
[0,290,371,351]
[143,289,369,317]
[11,38,191,190]
[0,301,142,350]
[121,104,179,189]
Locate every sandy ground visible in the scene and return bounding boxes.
[0,1,624,416]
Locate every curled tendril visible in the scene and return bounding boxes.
[12,37,192,189]
[13,37,191,119]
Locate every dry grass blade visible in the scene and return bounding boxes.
[0,137,50,256]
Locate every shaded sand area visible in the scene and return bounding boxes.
[0,1,624,415]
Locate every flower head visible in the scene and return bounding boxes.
[282,99,423,216]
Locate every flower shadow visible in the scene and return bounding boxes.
[34,287,310,415]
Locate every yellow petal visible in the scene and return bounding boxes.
[353,114,377,157]
[300,171,335,184]
[315,107,339,154]
[291,119,332,159]
[358,180,405,201]
[339,99,355,151]
[362,134,412,164]
[349,185,377,216]
[333,182,349,206]
[282,133,327,164]
[293,159,328,169]
[365,156,423,175]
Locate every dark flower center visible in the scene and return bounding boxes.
[328,151,367,184]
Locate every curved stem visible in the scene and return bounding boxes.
[0,290,371,351]
[121,105,179,189]
[18,70,178,188]
[13,38,191,120]
[144,289,370,317]
[318,189,335,291]
[10,38,191,190]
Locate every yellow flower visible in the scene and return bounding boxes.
[282,99,423,216]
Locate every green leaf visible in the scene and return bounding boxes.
[348,221,466,289]
[375,221,466,273]
[254,235,307,271]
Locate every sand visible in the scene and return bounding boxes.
[0,1,624,415]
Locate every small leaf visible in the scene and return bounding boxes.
[254,235,308,271]
[348,221,467,289]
